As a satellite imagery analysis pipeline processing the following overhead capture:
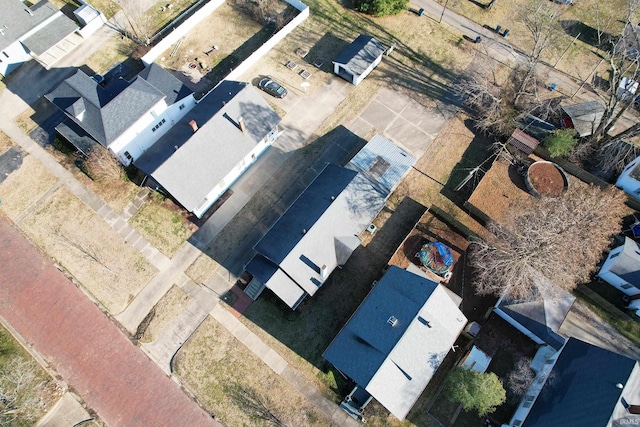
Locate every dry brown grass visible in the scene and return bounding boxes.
[174,317,334,427]
[85,36,137,74]
[0,155,59,221]
[0,130,14,155]
[185,253,221,285]
[13,108,37,134]
[129,200,193,257]
[158,4,263,72]
[140,285,190,343]
[19,187,157,314]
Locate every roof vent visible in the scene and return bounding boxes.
[302,229,307,234]
[387,316,398,326]
[238,116,246,133]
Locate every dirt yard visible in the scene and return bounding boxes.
[174,317,335,427]
[18,187,157,314]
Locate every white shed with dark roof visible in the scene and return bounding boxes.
[598,236,640,297]
[333,35,385,86]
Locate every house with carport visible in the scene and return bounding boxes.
[0,0,81,76]
[243,134,414,309]
[46,63,195,165]
[135,80,282,219]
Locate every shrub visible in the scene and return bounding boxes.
[543,129,578,157]
[354,0,408,16]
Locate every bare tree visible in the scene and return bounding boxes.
[514,1,563,105]
[506,357,535,402]
[228,384,282,426]
[469,185,627,300]
[0,356,47,425]
[112,0,154,45]
[83,145,125,183]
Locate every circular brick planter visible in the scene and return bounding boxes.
[525,160,570,197]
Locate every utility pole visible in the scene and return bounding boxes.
[439,0,450,23]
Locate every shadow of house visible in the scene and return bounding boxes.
[333,34,386,86]
[323,265,468,421]
[559,19,615,48]
[243,135,415,309]
[0,0,79,76]
[45,63,195,160]
[135,80,282,219]
[302,32,350,72]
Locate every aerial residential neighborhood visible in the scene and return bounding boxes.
[2,0,640,426]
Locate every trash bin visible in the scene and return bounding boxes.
[475,36,482,43]
[418,8,424,16]
[496,25,502,33]
[502,29,509,37]
[550,83,557,91]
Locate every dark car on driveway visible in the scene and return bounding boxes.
[259,78,288,98]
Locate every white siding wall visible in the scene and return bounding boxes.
[0,42,31,76]
[109,95,197,165]
[597,246,640,297]
[193,135,272,218]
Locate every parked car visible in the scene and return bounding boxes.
[258,78,288,98]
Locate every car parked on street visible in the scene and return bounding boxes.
[258,78,288,98]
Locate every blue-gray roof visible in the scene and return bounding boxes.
[324,266,438,387]
[610,237,640,290]
[523,338,637,427]
[244,254,279,285]
[499,296,574,350]
[21,12,77,55]
[333,35,386,77]
[254,164,359,265]
[346,134,415,193]
[0,0,58,51]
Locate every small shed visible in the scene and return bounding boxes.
[333,35,385,86]
[561,101,605,137]
[507,128,540,155]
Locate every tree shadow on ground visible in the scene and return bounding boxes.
[441,119,496,205]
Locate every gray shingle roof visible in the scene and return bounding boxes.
[323,266,467,420]
[135,80,281,214]
[333,35,385,77]
[137,63,192,105]
[562,101,605,137]
[46,70,165,146]
[498,295,574,350]
[609,237,640,289]
[523,338,637,427]
[21,12,77,55]
[0,0,58,51]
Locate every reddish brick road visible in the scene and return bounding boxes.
[0,217,222,427]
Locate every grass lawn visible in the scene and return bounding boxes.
[0,325,61,427]
[0,130,15,155]
[174,317,334,427]
[19,187,157,314]
[140,285,190,343]
[129,198,194,258]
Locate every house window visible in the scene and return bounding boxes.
[609,252,621,260]
[151,118,166,132]
[523,395,535,408]
[621,283,633,289]
[124,151,133,161]
[179,103,185,110]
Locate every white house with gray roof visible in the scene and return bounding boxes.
[333,34,385,86]
[598,237,640,297]
[46,63,195,164]
[244,134,415,309]
[617,156,640,202]
[323,266,467,421]
[135,80,282,219]
[0,0,79,76]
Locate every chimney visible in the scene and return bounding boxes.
[189,120,198,133]
[320,264,327,278]
[238,116,246,133]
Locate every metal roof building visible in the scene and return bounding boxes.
[333,35,386,86]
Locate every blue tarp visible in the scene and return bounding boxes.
[418,242,453,276]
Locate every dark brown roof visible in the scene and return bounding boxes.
[507,128,540,154]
